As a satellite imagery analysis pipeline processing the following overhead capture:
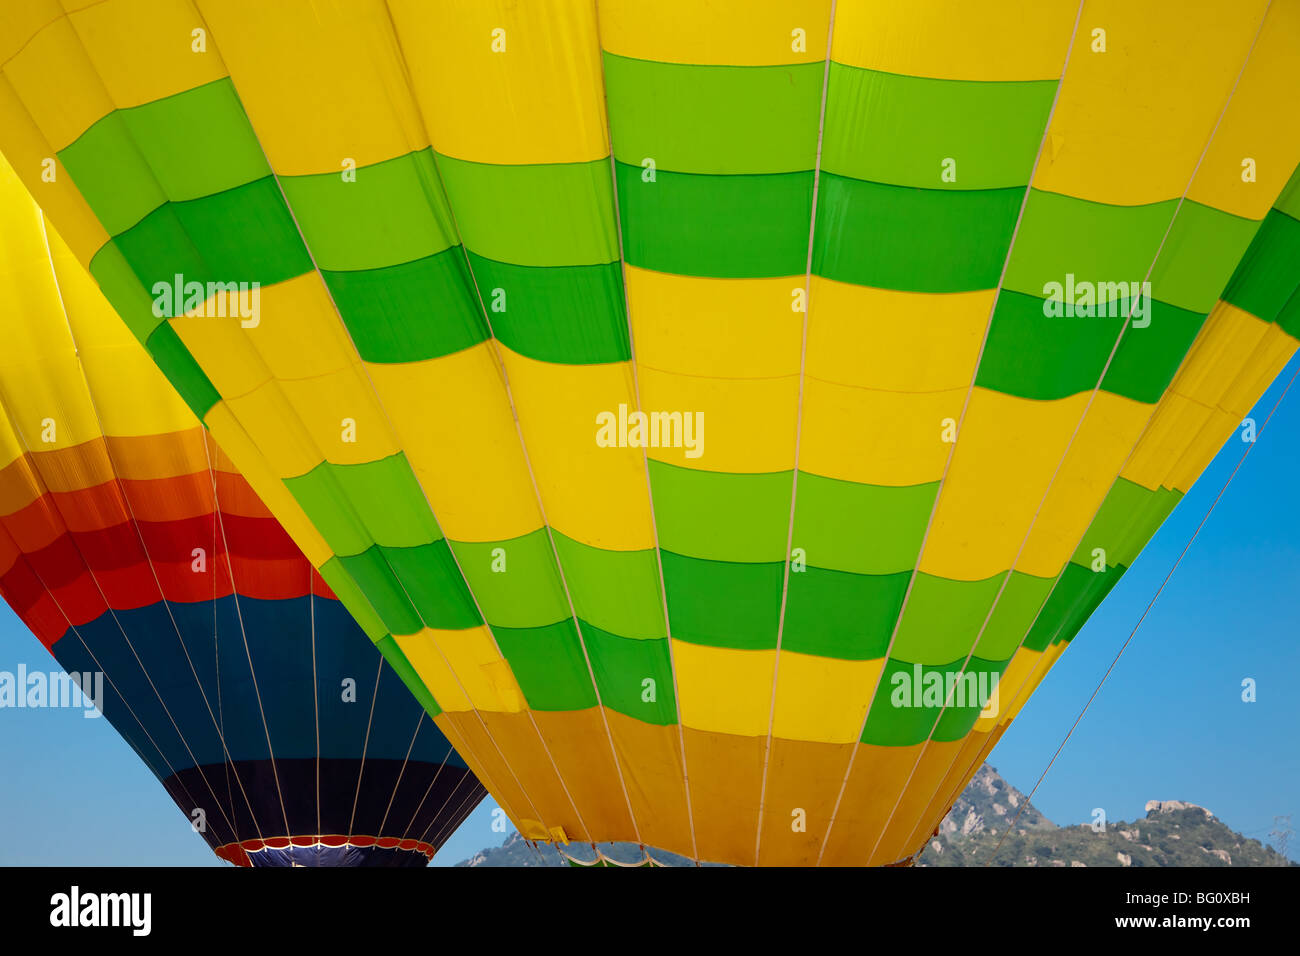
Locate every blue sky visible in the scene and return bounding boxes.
[2,352,1296,867]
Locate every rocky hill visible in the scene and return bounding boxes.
[457,765,1293,867]
[921,798,1291,867]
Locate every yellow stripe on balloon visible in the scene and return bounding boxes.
[0,78,110,269]
[808,279,991,393]
[391,0,609,166]
[237,274,360,382]
[396,625,526,715]
[920,389,1093,581]
[274,365,401,467]
[1016,390,1151,578]
[972,645,1043,733]
[1123,303,1298,493]
[1185,0,1300,220]
[68,0,227,113]
[626,267,800,380]
[597,0,831,67]
[221,384,325,480]
[3,17,122,151]
[801,379,960,487]
[673,641,774,737]
[366,346,545,545]
[638,366,798,474]
[498,344,655,551]
[773,651,883,745]
[1033,0,1271,207]
[831,0,1077,81]
[195,0,426,175]
[203,402,334,569]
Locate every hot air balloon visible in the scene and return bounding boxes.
[0,156,484,866]
[2,0,1298,866]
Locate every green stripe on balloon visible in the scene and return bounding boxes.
[1072,477,1182,569]
[603,53,823,175]
[616,163,813,277]
[464,253,630,363]
[322,249,489,362]
[495,620,598,710]
[550,532,667,640]
[1149,200,1260,313]
[59,78,267,233]
[1224,208,1300,323]
[891,573,1006,665]
[814,175,1021,291]
[144,323,221,419]
[792,474,936,576]
[861,656,1008,746]
[975,289,1205,402]
[583,625,677,724]
[436,154,618,267]
[279,149,458,270]
[449,530,572,629]
[660,550,784,651]
[822,64,1055,190]
[113,178,312,289]
[285,454,443,554]
[649,460,792,562]
[783,568,906,660]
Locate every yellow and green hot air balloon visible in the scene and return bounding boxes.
[2,0,1298,865]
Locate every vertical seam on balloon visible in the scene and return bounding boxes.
[202,425,295,840]
[345,656,385,842]
[592,1,703,864]
[379,5,660,854]
[33,209,260,847]
[814,0,1090,866]
[395,711,444,840]
[424,175,647,848]
[310,549,321,842]
[419,774,484,850]
[401,718,489,850]
[754,0,839,868]
[206,16,568,841]
[204,9,553,832]
[404,739,461,845]
[876,1,1279,865]
[376,665,468,854]
[207,432,234,829]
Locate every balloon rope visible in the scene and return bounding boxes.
[34,212,254,847]
[592,3,701,860]
[816,0,1090,865]
[204,436,296,840]
[235,45,559,835]
[397,713,446,840]
[879,0,1275,864]
[344,658,385,843]
[309,549,321,842]
[417,768,482,849]
[754,0,838,868]
[986,357,1300,864]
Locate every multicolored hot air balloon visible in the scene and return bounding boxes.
[0,156,484,866]
[2,0,1298,866]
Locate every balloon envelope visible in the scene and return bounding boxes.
[2,0,1298,865]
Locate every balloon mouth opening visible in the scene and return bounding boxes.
[215,836,436,867]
